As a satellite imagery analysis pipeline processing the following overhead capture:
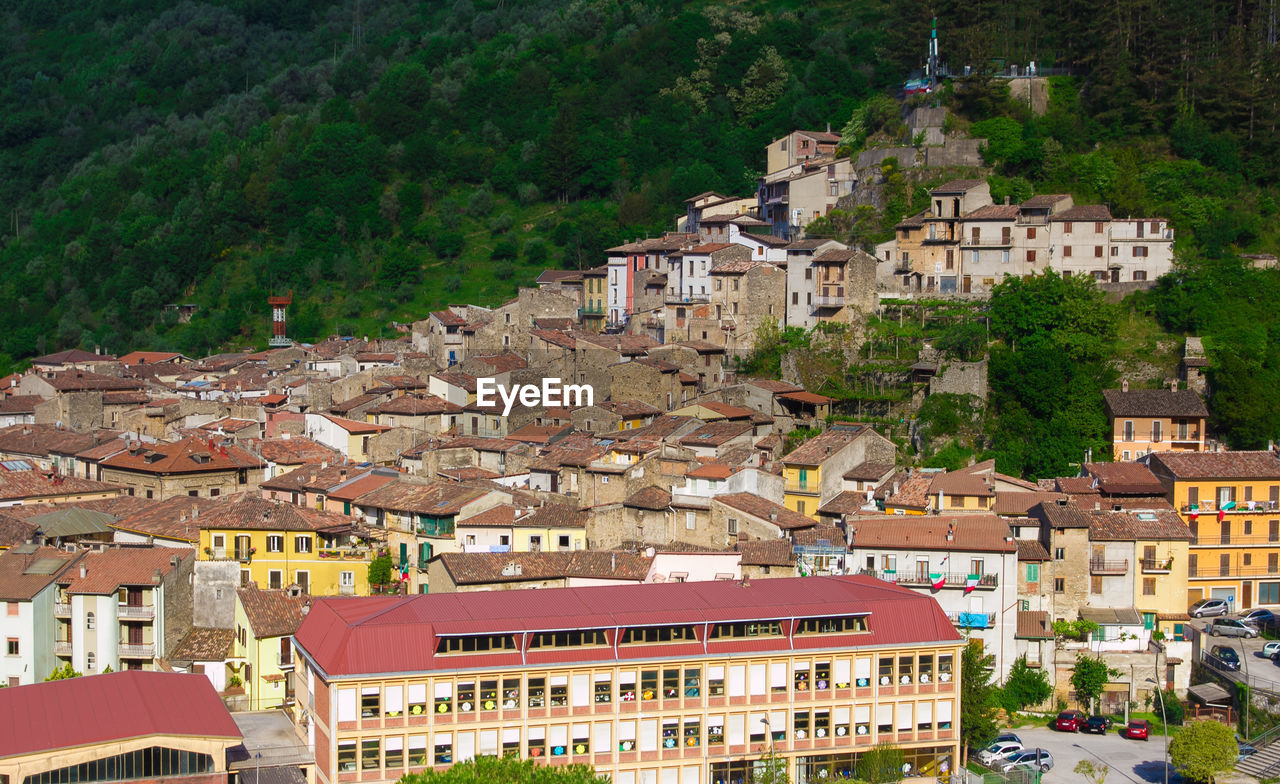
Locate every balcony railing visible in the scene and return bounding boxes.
[786,480,818,493]
[665,295,711,305]
[1190,565,1280,579]
[54,602,71,616]
[1183,502,1279,514]
[815,294,845,308]
[946,611,996,629]
[959,237,1013,247]
[54,641,72,655]
[1089,558,1129,575]
[318,546,374,561]
[278,652,295,668]
[861,569,999,590]
[1140,558,1173,574]
[119,643,155,658]
[118,605,155,619]
[1192,536,1280,547]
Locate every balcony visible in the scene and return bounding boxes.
[861,569,999,590]
[1192,535,1280,547]
[278,652,295,669]
[947,611,996,629]
[119,643,155,658]
[1089,558,1129,575]
[54,641,72,656]
[318,546,375,561]
[54,602,71,616]
[1183,501,1279,515]
[1190,565,1280,579]
[959,237,1013,248]
[665,294,710,305]
[815,294,845,308]
[118,605,155,619]
[786,480,819,494]
[1140,558,1173,574]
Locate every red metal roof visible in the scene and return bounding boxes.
[0,670,240,759]
[294,575,960,678]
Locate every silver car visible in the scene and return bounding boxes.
[1209,618,1260,638]
[1190,598,1230,618]
[1000,749,1054,773]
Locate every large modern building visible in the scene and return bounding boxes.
[292,576,962,784]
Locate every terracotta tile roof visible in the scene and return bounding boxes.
[431,371,478,392]
[438,550,653,585]
[715,493,816,530]
[169,627,234,662]
[533,317,575,331]
[261,463,356,494]
[679,421,753,447]
[1054,476,1098,494]
[506,423,572,445]
[792,524,846,547]
[963,204,1020,220]
[457,504,522,528]
[238,583,309,638]
[1050,204,1112,222]
[110,497,219,543]
[1081,462,1166,495]
[931,179,986,194]
[709,259,774,275]
[814,249,857,263]
[687,462,733,480]
[536,270,581,284]
[614,415,696,442]
[438,466,501,481]
[0,546,82,600]
[1020,194,1071,209]
[848,514,1016,552]
[253,437,342,466]
[471,353,528,373]
[743,379,804,394]
[624,486,672,510]
[782,429,860,466]
[0,468,121,502]
[695,401,755,419]
[0,424,102,458]
[1102,389,1208,418]
[1016,610,1053,639]
[817,491,872,517]
[529,329,578,349]
[895,211,928,229]
[354,479,489,516]
[198,493,358,532]
[1031,499,1095,529]
[929,470,995,498]
[740,232,790,247]
[370,394,460,415]
[58,547,192,594]
[1087,508,1194,541]
[431,310,467,327]
[0,512,39,548]
[778,390,836,405]
[119,351,187,367]
[0,396,44,414]
[1016,539,1050,561]
[736,539,796,566]
[327,392,385,414]
[1147,450,1280,480]
[38,370,145,393]
[318,413,391,435]
[523,502,587,530]
[1078,495,1175,512]
[328,473,397,502]
[576,333,660,355]
[33,349,115,365]
[994,491,1067,516]
[101,437,265,474]
[843,462,896,482]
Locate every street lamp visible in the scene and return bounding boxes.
[1147,677,1169,784]
[1237,638,1252,739]
[759,717,779,783]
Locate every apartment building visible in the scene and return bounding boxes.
[0,545,82,686]
[292,576,962,784]
[1102,383,1209,461]
[98,437,266,500]
[875,186,1175,297]
[782,427,897,519]
[52,547,194,674]
[1145,450,1280,610]
[845,514,1018,678]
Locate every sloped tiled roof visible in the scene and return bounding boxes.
[101,437,264,474]
[624,486,672,511]
[57,547,191,595]
[715,493,815,530]
[0,546,82,600]
[848,514,1016,552]
[1102,389,1208,418]
[1087,508,1194,542]
[238,583,309,638]
[169,627,235,662]
[1148,450,1280,480]
[1016,610,1053,639]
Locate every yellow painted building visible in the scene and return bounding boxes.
[582,268,607,331]
[197,495,384,596]
[234,583,309,711]
[1146,450,1280,610]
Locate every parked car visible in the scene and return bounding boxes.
[1210,618,1261,638]
[1054,710,1087,731]
[1000,749,1054,773]
[977,740,1023,766]
[996,732,1022,745]
[1209,644,1242,671]
[1239,608,1276,629]
[1190,598,1230,618]
[1125,720,1151,740]
[1262,641,1280,659]
[1082,715,1113,734]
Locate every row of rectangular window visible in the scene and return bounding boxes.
[343,654,955,719]
[336,702,956,769]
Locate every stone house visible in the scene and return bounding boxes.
[709,260,786,355]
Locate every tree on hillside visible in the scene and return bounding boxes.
[1168,720,1237,784]
[960,640,999,763]
[398,757,607,784]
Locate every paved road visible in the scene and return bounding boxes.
[1006,726,1176,784]
[1187,618,1280,692]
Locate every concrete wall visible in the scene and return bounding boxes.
[193,560,241,630]
[929,360,988,399]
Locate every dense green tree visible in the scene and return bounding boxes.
[1168,720,1237,784]
[398,756,607,784]
[960,640,999,763]
[1070,654,1119,712]
[1000,656,1052,714]
[45,663,83,681]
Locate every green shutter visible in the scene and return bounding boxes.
[1026,564,1039,582]
[344,501,351,515]
[399,542,408,569]
[1143,612,1155,630]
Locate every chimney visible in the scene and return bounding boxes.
[741,575,751,588]
[1055,497,1068,506]
[153,568,163,584]
[1004,196,1010,205]
[1121,379,1129,392]
[79,565,87,579]
[611,553,616,571]
[1170,379,1178,391]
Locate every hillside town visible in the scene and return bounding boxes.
[0,127,1249,784]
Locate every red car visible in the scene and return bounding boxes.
[1125,720,1151,740]
[1055,710,1087,731]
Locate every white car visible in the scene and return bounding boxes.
[1263,641,1280,659]
[977,741,1023,766]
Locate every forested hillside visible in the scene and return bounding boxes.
[1,0,1278,371]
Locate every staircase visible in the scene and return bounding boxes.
[1237,723,1280,778]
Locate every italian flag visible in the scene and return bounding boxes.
[1188,504,1198,521]
[965,574,980,594]
[930,572,945,590]
[1219,500,1235,523]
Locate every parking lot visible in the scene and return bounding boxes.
[1187,617,1280,691]
[990,726,1174,784]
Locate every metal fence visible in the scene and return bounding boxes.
[959,765,1041,784]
